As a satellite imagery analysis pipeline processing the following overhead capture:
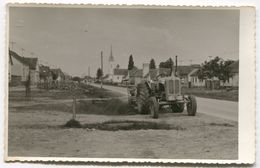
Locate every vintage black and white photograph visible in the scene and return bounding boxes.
[5,5,255,163]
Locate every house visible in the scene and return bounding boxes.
[9,50,40,86]
[9,50,30,86]
[144,68,171,81]
[175,65,200,87]
[189,69,205,87]
[50,68,65,88]
[63,72,72,81]
[113,68,128,83]
[39,65,53,89]
[81,76,92,84]
[9,53,13,83]
[127,68,143,85]
[24,57,39,86]
[51,68,64,82]
[125,63,172,85]
[229,61,239,87]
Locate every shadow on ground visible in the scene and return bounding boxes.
[64,119,185,131]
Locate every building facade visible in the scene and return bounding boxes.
[9,50,30,86]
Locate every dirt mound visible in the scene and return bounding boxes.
[63,120,185,131]
[64,119,82,128]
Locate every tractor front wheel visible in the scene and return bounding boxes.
[171,103,184,113]
[186,95,197,116]
[149,97,159,119]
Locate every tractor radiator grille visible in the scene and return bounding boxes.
[174,79,180,94]
[168,80,174,94]
[167,79,180,95]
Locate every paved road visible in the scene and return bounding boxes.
[90,83,238,122]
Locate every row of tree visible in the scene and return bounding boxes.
[197,56,235,83]
[128,54,174,70]
[96,54,235,83]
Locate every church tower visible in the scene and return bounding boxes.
[108,45,115,78]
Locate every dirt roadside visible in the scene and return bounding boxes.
[7,87,238,159]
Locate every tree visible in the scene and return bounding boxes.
[197,57,235,86]
[116,64,120,69]
[197,68,205,81]
[218,60,235,84]
[52,72,58,81]
[149,59,156,69]
[201,56,222,79]
[72,76,81,83]
[128,55,134,70]
[159,58,174,72]
[96,68,103,79]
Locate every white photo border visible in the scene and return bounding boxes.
[4,4,256,164]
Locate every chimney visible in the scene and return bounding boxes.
[142,63,149,77]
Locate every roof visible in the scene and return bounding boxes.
[83,75,92,79]
[9,54,13,65]
[9,50,29,66]
[129,69,143,77]
[39,65,50,72]
[51,68,64,77]
[9,50,38,70]
[158,68,171,76]
[175,66,199,76]
[102,74,109,79]
[144,68,171,80]
[189,68,200,77]
[229,61,239,73]
[24,57,38,70]
[114,69,128,76]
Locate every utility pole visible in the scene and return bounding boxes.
[100,51,103,89]
[175,55,178,76]
[88,66,90,77]
[10,41,16,50]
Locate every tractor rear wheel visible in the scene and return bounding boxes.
[136,83,150,114]
[187,95,197,116]
[149,97,159,119]
[171,103,184,113]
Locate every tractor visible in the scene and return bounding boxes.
[127,56,197,119]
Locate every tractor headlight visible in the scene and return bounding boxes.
[176,95,183,100]
[168,95,175,101]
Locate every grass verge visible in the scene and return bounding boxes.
[182,87,238,102]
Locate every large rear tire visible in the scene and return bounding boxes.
[136,83,150,114]
[186,95,197,116]
[149,97,159,119]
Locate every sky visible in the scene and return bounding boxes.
[9,7,239,77]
